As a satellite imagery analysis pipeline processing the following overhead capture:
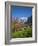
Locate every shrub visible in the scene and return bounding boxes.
[11,27,32,38]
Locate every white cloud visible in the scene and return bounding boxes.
[19,17,28,22]
[20,17,28,20]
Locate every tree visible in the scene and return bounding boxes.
[27,16,32,24]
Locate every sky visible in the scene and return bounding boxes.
[11,6,32,19]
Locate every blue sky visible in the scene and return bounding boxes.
[11,6,32,18]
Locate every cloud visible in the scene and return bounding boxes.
[19,17,28,22]
[20,17,28,20]
[20,17,27,20]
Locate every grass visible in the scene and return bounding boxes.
[11,27,32,38]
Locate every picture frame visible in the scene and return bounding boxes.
[5,1,37,44]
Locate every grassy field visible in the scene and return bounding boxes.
[11,27,32,38]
